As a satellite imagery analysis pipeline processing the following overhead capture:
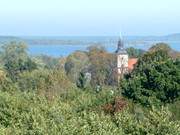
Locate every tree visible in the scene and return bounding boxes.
[18,69,74,99]
[126,47,145,58]
[35,54,60,69]
[1,42,37,81]
[87,45,116,87]
[149,43,171,52]
[76,72,86,89]
[121,48,180,106]
[149,42,180,59]
[65,51,90,83]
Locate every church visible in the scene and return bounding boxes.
[115,37,138,79]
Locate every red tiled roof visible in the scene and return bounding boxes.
[128,58,138,70]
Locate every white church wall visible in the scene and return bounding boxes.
[117,54,128,74]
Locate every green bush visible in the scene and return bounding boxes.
[0,91,179,135]
[115,106,180,135]
[17,69,75,99]
[121,49,180,106]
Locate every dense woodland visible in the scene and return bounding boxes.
[0,41,180,134]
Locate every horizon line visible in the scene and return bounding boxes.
[0,33,179,37]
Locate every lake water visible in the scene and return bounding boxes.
[27,42,180,57]
[7,36,177,57]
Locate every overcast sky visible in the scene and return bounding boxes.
[0,0,180,36]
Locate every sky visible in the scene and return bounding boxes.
[0,0,180,36]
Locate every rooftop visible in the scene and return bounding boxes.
[128,58,138,70]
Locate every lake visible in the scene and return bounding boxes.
[27,40,180,57]
[2,36,179,57]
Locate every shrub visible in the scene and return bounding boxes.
[17,69,75,99]
[0,90,179,135]
[102,97,127,114]
[115,106,180,135]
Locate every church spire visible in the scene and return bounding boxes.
[116,34,129,82]
[115,36,127,54]
[117,37,124,50]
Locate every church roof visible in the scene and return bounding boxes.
[115,38,127,54]
[128,58,138,70]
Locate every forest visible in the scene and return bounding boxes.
[0,41,180,134]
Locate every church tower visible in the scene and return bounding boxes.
[115,37,128,80]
